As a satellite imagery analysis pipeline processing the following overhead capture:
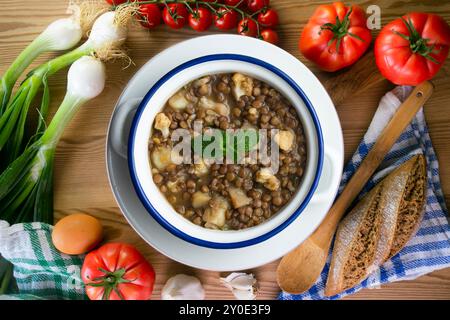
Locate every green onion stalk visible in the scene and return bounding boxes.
[0,0,110,115]
[0,10,128,167]
[0,17,83,116]
[0,56,106,225]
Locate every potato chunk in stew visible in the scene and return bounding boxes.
[168,89,190,110]
[154,113,171,138]
[151,146,172,170]
[256,168,281,191]
[192,191,211,209]
[228,187,252,209]
[203,196,229,228]
[274,130,295,151]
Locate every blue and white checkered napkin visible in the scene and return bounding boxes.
[279,86,450,300]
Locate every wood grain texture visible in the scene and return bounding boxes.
[1,0,450,300]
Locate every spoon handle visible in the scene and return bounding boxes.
[313,81,434,247]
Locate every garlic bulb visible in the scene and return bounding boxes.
[220,272,258,300]
[161,274,205,300]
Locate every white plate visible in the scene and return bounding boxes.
[106,35,344,271]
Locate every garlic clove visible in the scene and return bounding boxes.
[232,288,257,300]
[220,272,258,300]
[161,274,205,300]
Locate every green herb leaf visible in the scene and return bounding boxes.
[192,129,259,162]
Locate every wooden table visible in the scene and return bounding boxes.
[1,0,449,300]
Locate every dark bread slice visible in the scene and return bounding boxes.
[324,184,385,296]
[388,155,426,258]
[325,155,427,296]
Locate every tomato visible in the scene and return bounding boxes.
[214,8,239,30]
[81,243,155,300]
[247,0,269,13]
[138,4,162,29]
[375,12,450,85]
[162,3,189,29]
[238,18,258,37]
[261,28,279,44]
[189,7,213,32]
[258,8,279,28]
[299,2,372,72]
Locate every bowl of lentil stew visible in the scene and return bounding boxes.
[128,54,324,249]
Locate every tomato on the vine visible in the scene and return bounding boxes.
[138,4,162,29]
[162,3,189,29]
[247,0,269,13]
[375,12,450,85]
[258,8,278,28]
[261,28,279,44]
[238,18,258,37]
[189,7,213,32]
[214,8,239,30]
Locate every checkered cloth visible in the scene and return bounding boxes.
[279,86,450,300]
[0,221,87,300]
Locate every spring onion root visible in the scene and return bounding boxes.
[0,56,106,225]
[0,10,129,167]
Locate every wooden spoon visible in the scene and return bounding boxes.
[277,81,434,295]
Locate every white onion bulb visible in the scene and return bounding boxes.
[67,56,106,100]
[42,18,83,51]
[86,11,127,50]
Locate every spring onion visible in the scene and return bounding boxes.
[0,9,129,166]
[0,17,83,115]
[0,56,106,225]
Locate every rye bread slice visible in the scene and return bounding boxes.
[388,155,426,258]
[324,184,385,296]
[325,155,427,296]
[371,155,427,267]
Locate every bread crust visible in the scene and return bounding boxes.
[324,155,427,296]
[325,184,384,296]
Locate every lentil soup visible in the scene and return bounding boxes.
[148,73,307,230]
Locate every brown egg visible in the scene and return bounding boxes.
[52,213,103,255]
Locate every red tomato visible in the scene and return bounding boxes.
[162,3,189,29]
[81,243,155,300]
[189,7,213,32]
[238,18,258,37]
[214,8,239,30]
[375,12,450,85]
[247,0,269,13]
[299,2,372,72]
[258,8,279,28]
[261,28,279,44]
[139,4,161,29]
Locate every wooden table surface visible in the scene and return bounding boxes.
[1,0,450,300]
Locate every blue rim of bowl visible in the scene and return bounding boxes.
[128,53,324,249]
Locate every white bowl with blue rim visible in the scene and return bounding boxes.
[107,35,344,270]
